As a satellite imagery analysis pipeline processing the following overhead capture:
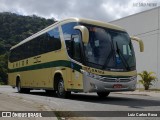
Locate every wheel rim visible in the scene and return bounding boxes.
[58,81,64,95]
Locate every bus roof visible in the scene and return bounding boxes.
[10,18,126,50]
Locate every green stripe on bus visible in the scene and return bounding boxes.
[8,60,82,73]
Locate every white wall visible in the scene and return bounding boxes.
[110,7,160,88]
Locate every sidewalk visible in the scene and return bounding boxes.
[114,90,160,97]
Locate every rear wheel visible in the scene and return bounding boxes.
[57,79,71,98]
[97,92,110,98]
[17,80,30,93]
[17,80,23,93]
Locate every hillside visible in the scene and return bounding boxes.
[0,12,55,84]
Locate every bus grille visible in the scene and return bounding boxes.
[99,77,132,82]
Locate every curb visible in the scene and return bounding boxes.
[114,90,160,97]
[114,92,149,96]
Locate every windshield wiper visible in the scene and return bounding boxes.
[102,50,113,69]
[102,38,115,70]
[116,42,130,71]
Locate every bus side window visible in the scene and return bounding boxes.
[61,22,82,62]
[46,27,61,52]
[39,34,46,54]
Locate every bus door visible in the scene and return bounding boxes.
[70,34,82,90]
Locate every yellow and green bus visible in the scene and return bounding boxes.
[8,18,144,98]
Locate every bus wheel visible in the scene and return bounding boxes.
[17,80,23,93]
[97,92,110,98]
[57,79,70,98]
[17,80,30,93]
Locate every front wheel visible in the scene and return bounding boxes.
[97,92,110,98]
[57,79,71,98]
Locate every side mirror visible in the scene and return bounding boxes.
[130,36,144,52]
[74,25,89,44]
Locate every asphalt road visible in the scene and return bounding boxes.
[0,86,160,120]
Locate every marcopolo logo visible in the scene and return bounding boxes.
[115,78,121,82]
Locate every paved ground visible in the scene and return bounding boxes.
[116,90,160,97]
[0,94,58,120]
[0,85,160,120]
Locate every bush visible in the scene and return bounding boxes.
[138,71,157,90]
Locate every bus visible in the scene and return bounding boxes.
[8,18,144,98]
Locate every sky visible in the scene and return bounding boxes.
[0,0,159,22]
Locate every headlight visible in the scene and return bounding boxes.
[87,72,101,79]
[80,69,101,79]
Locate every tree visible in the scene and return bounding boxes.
[138,71,157,90]
[0,53,8,84]
[0,41,6,54]
[0,12,55,84]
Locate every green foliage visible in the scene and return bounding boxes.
[0,12,55,84]
[138,71,157,90]
[0,78,4,85]
[0,53,8,84]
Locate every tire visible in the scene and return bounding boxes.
[17,80,22,93]
[17,80,30,93]
[57,79,71,98]
[97,92,110,98]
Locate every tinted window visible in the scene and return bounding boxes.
[9,27,61,62]
[46,27,61,52]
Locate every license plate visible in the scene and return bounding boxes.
[113,84,122,88]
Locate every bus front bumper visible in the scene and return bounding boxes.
[82,72,137,92]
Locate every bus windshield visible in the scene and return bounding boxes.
[83,25,136,71]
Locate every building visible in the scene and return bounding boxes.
[110,7,160,89]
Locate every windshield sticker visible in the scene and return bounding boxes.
[95,40,100,47]
[123,45,127,55]
[88,51,92,55]
[116,55,121,64]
